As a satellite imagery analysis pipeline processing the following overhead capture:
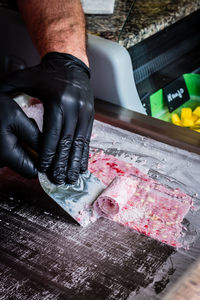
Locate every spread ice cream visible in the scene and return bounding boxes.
[89,152,192,248]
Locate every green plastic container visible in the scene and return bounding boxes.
[150,73,200,122]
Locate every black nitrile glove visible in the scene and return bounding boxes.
[0,92,40,178]
[0,52,94,184]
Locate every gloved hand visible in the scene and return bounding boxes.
[0,52,94,184]
[0,92,40,178]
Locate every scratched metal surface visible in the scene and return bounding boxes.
[0,120,200,299]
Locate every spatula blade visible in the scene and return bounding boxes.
[39,171,105,226]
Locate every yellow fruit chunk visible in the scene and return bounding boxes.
[171,113,181,125]
[194,118,200,125]
[193,129,200,133]
[181,108,192,120]
[174,122,182,126]
[193,106,200,117]
[191,114,198,122]
[182,119,194,127]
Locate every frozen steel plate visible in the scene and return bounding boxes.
[0,99,200,299]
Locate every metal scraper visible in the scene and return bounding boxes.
[38,171,105,227]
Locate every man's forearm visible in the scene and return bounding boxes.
[17,0,89,66]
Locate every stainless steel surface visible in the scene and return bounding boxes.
[1,105,200,298]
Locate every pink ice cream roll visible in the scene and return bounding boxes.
[94,176,139,218]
